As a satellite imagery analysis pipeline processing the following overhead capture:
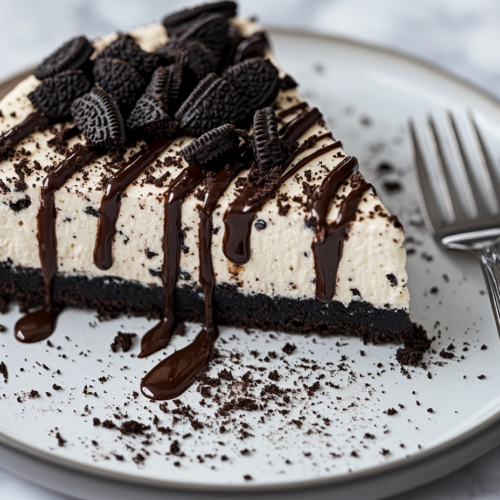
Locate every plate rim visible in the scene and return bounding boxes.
[1,26,500,499]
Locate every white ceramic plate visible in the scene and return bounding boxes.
[1,29,500,500]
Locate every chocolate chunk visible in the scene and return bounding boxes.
[175,73,241,136]
[126,93,176,141]
[163,1,237,30]
[156,39,218,81]
[173,13,228,59]
[28,70,91,118]
[97,35,160,79]
[146,64,183,106]
[181,123,239,166]
[223,58,279,117]
[252,107,283,170]
[92,58,146,113]
[34,36,94,80]
[71,87,126,146]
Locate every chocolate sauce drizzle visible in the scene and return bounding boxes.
[0,112,52,151]
[277,101,308,120]
[139,166,204,359]
[141,156,248,400]
[15,145,99,343]
[223,106,330,265]
[233,31,270,64]
[311,156,370,301]
[280,107,322,144]
[94,139,171,271]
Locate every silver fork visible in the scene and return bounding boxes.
[409,112,500,336]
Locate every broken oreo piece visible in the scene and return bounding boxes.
[156,39,218,82]
[279,74,298,91]
[126,93,177,141]
[146,64,183,110]
[174,13,228,60]
[93,58,146,113]
[28,70,91,119]
[163,1,237,30]
[97,36,161,79]
[71,87,126,146]
[175,73,241,137]
[34,36,94,80]
[223,57,279,117]
[181,123,239,166]
[253,107,283,170]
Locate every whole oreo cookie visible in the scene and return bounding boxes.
[173,13,228,60]
[253,107,283,170]
[34,36,94,80]
[156,39,218,81]
[223,58,279,117]
[97,36,161,79]
[146,64,183,109]
[126,93,176,141]
[175,73,241,137]
[181,123,239,166]
[71,87,126,146]
[28,70,91,119]
[163,1,237,30]
[93,58,146,113]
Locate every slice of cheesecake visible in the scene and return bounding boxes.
[0,1,413,399]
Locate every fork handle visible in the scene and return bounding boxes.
[477,245,500,337]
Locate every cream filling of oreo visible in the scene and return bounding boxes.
[0,20,409,311]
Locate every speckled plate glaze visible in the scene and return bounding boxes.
[2,29,500,500]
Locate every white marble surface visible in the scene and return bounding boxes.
[1,0,500,498]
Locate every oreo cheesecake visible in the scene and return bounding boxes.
[0,1,412,399]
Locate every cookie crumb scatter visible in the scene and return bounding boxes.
[111,332,137,353]
[0,362,7,383]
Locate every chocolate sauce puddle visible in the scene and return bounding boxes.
[94,139,171,271]
[223,108,329,265]
[233,31,270,64]
[0,112,52,151]
[141,327,216,400]
[15,145,99,343]
[139,166,204,358]
[141,157,249,400]
[311,156,369,301]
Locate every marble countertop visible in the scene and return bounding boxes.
[1,0,500,498]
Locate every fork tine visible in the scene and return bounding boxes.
[428,116,469,223]
[447,112,489,217]
[408,120,443,234]
[468,112,500,212]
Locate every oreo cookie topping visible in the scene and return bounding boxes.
[93,58,146,113]
[71,87,126,146]
[173,13,229,60]
[34,36,94,80]
[252,107,284,170]
[175,73,241,137]
[155,39,218,82]
[96,36,161,79]
[163,1,237,30]
[181,123,240,166]
[28,70,91,119]
[146,64,183,110]
[223,57,279,118]
[126,93,176,140]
